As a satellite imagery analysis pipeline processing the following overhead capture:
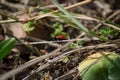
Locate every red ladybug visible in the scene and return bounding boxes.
[55,35,66,40]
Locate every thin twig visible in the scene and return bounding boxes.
[25,36,60,47]
[16,37,99,45]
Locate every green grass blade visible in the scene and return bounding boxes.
[50,0,89,33]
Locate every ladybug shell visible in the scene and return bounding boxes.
[55,35,66,40]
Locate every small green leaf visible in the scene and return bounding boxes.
[99,35,108,41]
[54,28,62,35]
[76,40,85,45]
[29,7,35,13]
[23,20,35,32]
[58,25,63,31]
[53,22,61,27]
[51,22,69,38]
[99,26,119,40]
[0,38,15,60]
[60,56,69,63]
